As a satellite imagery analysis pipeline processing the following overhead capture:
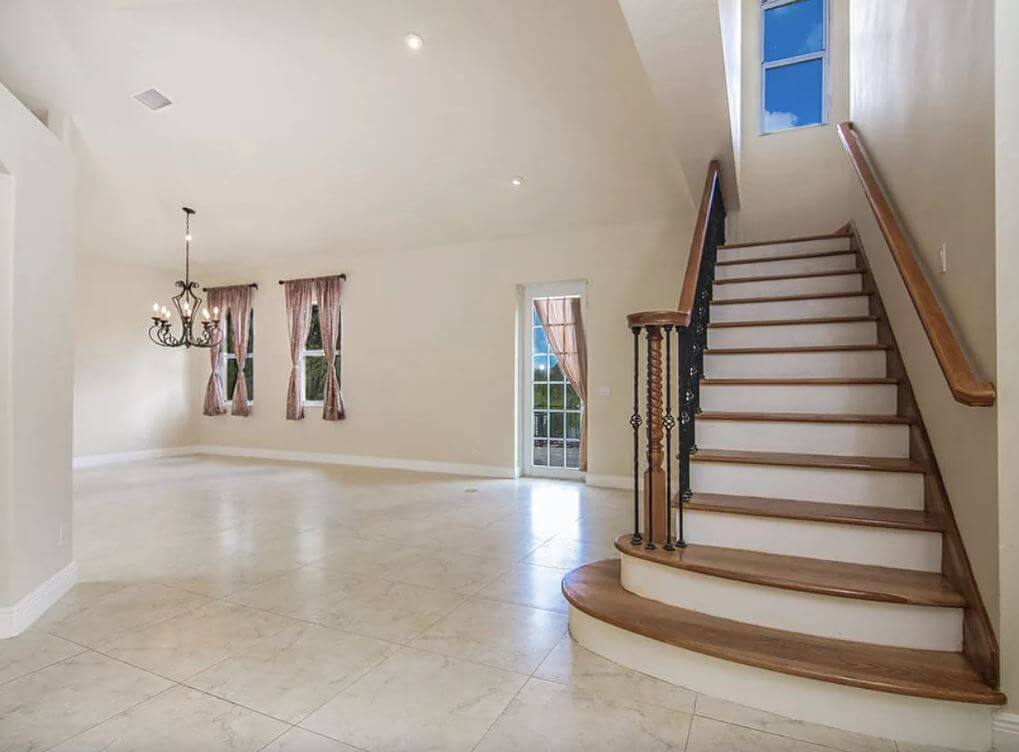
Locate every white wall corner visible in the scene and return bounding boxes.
[994,713,1019,752]
[0,559,77,638]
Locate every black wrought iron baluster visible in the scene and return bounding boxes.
[630,326,643,546]
[676,325,691,547]
[663,325,675,551]
[644,326,656,550]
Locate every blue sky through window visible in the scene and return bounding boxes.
[764,0,823,62]
[764,58,823,129]
[762,0,825,132]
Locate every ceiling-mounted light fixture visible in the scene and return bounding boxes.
[133,88,173,111]
[510,176,524,187]
[148,207,222,349]
[405,33,424,51]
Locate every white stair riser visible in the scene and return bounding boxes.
[620,554,961,650]
[683,509,941,571]
[711,295,870,323]
[569,610,994,751]
[718,237,852,263]
[708,320,878,349]
[700,383,897,415]
[705,350,887,379]
[715,253,857,281]
[698,419,909,458]
[714,273,862,300]
[690,461,924,509]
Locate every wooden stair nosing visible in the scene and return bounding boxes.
[697,411,912,425]
[717,249,858,267]
[718,232,853,250]
[690,449,927,474]
[613,535,962,607]
[708,315,879,329]
[705,344,891,355]
[563,560,1005,705]
[711,291,873,306]
[681,492,942,532]
[715,268,865,286]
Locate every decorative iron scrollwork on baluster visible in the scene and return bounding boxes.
[663,325,676,551]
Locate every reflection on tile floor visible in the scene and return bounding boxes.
[0,456,957,751]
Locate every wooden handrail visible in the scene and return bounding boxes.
[837,122,995,407]
[676,160,721,327]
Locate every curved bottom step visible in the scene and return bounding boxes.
[563,560,1000,751]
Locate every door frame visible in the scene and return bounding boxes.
[519,280,588,481]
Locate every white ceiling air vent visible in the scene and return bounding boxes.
[133,88,173,111]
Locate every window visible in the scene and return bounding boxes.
[303,300,341,405]
[531,304,582,470]
[761,0,827,133]
[223,310,254,404]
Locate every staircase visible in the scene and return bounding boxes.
[562,161,1005,751]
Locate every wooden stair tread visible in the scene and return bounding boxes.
[691,449,927,474]
[715,269,864,285]
[683,492,942,531]
[702,377,897,386]
[711,291,872,306]
[718,232,852,250]
[563,560,1004,704]
[717,250,857,267]
[613,535,962,607]
[709,315,879,329]
[697,411,911,425]
[705,344,891,355]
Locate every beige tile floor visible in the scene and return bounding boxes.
[0,456,960,751]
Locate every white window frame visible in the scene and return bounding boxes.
[220,309,254,408]
[760,0,829,134]
[520,281,587,481]
[302,295,342,408]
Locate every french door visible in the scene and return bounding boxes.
[522,282,586,480]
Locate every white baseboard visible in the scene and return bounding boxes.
[73,446,202,469]
[74,444,629,484]
[0,560,78,638]
[994,713,1019,752]
[585,474,630,489]
[192,445,517,479]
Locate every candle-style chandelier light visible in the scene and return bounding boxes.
[149,207,223,349]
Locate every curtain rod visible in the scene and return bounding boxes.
[201,282,259,292]
[278,273,347,285]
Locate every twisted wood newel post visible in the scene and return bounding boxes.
[627,310,685,548]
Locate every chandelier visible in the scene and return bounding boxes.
[149,207,223,349]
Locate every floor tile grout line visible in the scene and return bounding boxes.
[39,681,179,752]
[693,703,896,752]
[683,693,698,751]
[0,642,89,689]
[467,672,531,752]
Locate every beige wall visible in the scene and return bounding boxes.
[188,219,692,481]
[996,0,1019,717]
[728,0,851,241]
[73,256,193,459]
[718,0,742,191]
[848,0,999,634]
[0,84,75,608]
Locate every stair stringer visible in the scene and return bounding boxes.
[848,221,1000,688]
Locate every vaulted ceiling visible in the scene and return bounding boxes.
[0,1,726,266]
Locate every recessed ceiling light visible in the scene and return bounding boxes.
[133,88,173,111]
[510,176,524,187]
[405,33,424,51]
